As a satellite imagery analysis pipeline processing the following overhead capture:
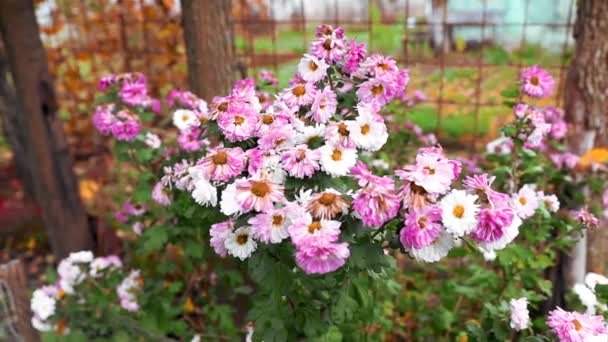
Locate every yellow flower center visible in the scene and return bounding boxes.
[573,319,582,331]
[308,221,322,233]
[453,205,465,218]
[272,215,283,226]
[361,124,370,135]
[417,216,428,229]
[234,115,245,125]
[530,76,539,86]
[308,60,318,71]
[423,166,436,175]
[322,38,332,50]
[519,197,527,205]
[218,102,228,112]
[331,149,342,161]
[338,122,349,136]
[212,151,228,165]
[371,84,383,95]
[318,192,337,206]
[236,234,248,245]
[292,85,306,96]
[250,181,271,197]
[262,114,274,125]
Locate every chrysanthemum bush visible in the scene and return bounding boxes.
[31,26,608,341]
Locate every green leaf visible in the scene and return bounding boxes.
[500,88,520,98]
[141,226,168,252]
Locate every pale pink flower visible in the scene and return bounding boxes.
[248,206,299,244]
[510,298,530,331]
[512,184,540,219]
[400,205,443,249]
[235,178,285,213]
[295,241,350,274]
[547,307,607,342]
[288,213,341,248]
[280,145,321,178]
[352,181,401,228]
[309,86,337,123]
[297,54,329,82]
[281,82,316,108]
[210,220,233,257]
[520,65,555,98]
[198,147,246,182]
[217,103,259,142]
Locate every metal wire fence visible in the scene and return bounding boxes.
[36,0,576,147]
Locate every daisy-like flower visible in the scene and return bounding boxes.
[307,189,350,219]
[152,182,171,207]
[476,210,522,252]
[486,135,513,155]
[89,255,122,277]
[319,144,358,177]
[288,213,341,247]
[346,111,388,151]
[248,205,300,243]
[224,227,258,260]
[325,121,355,148]
[400,205,443,249]
[512,184,540,219]
[210,220,233,257]
[255,108,290,136]
[407,231,454,263]
[247,149,286,184]
[143,132,161,149]
[400,150,457,195]
[574,208,600,229]
[173,109,199,131]
[356,76,394,105]
[309,86,337,123]
[191,177,218,207]
[352,181,401,228]
[235,178,285,213]
[257,123,296,151]
[220,181,241,216]
[92,104,115,135]
[281,82,316,108]
[547,307,607,342]
[295,241,350,274]
[310,35,346,63]
[520,65,555,98]
[360,54,398,77]
[198,147,246,182]
[440,190,479,237]
[295,123,326,146]
[298,54,329,82]
[208,96,231,120]
[31,288,57,322]
[217,103,259,142]
[280,145,321,178]
[510,298,530,331]
[574,283,600,315]
[177,127,205,152]
[538,192,560,212]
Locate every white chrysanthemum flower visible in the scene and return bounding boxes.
[57,259,85,294]
[295,188,313,205]
[345,113,388,151]
[172,109,199,131]
[224,227,257,260]
[319,144,357,177]
[297,54,329,82]
[68,251,94,263]
[509,298,530,331]
[31,316,53,332]
[574,283,599,314]
[220,181,241,216]
[31,289,56,321]
[440,190,479,237]
[512,184,539,219]
[486,135,512,155]
[586,272,608,290]
[409,231,455,263]
[192,178,218,207]
[257,153,287,185]
[143,132,161,149]
[295,124,326,145]
[479,215,522,252]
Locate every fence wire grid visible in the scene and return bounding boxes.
[36,0,576,148]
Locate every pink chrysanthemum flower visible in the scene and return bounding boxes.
[472,208,522,251]
[152,182,171,207]
[295,241,350,275]
[325,121,355,148]
[310,35,346,63]
[309,86,337,124]
[352,181,401,228]
[360,54,398,77]
[208,96,232,120]
[111,110,141,141]
[550,152,580,170]
[343,39,367,74]
[547,307,607,342]
[314,24,345,39]
[512,184,540,219]
[574,208,600,229]
[119,77,148,107]
[257,124,295,151]
[255,109,291,136]
[288,213,341,248]
[281,82,316,108]
[235,178,285,213]
[248,205,300,244]
[356,76,394,105]
[210,220,233,257]
[306,189,350,220]
[92,104,115,135]
[280,145,321,178]
[259,69,278,86]
[520,65,555,98]
[400,205,443,249]
[177,127,205,152]
[298,54,329,83]
[217,103,259,142]
[198,147,246,182]
[398,149,457,195]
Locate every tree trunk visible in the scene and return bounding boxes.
[564,0,608,279]
[181,0,238,100]
[0,260,40,342]
[0,0,94,259]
